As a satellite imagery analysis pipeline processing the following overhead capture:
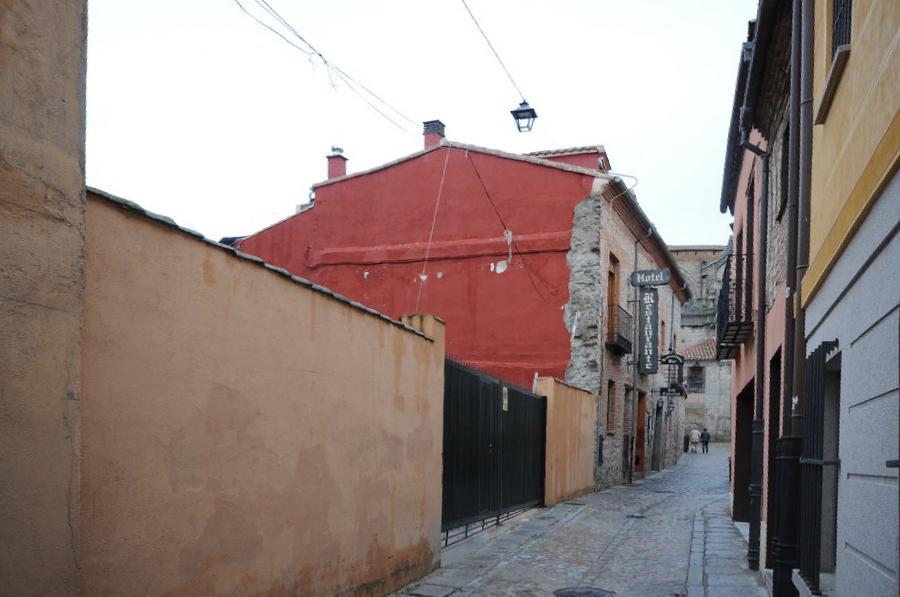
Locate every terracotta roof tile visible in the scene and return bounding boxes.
[681,337,718,361]
[526,145,606,158]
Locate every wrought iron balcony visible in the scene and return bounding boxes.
[716,252,754,359]
[605,304,633,355]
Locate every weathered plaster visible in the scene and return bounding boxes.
[0,2,88,595]
[80,195,445,596]
[537,377,597,506]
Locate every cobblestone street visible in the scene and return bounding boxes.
[399,445,768,597]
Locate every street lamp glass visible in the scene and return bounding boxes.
[511,101,537,132]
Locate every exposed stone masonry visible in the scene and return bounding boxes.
[566,182,687,490]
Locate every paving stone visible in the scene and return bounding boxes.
[707,586,768,597]
[397,445,769,596]
[706,573,762,586]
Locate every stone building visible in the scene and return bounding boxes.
[238,127,691,489]
[670,246,732,442]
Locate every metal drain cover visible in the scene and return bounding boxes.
[554,589,614,597]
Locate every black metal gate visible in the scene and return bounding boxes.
[441,359,546,534]
[797,340,838,593]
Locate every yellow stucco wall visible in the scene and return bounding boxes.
[804,0,900,305]
[81,193,445,596]
[536,378,596,505]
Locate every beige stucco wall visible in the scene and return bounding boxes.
[0,2,87,595]
[81,194,445,596]
[537,378,596,506]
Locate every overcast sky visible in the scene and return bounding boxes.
[86,0,757,245]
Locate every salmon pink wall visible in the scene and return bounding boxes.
[82,194,445,596]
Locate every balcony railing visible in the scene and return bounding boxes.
[716,253,754,359]
[605,304,633,355]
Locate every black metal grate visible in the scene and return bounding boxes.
[715,252,754,359]
[686,365,705,393]
[832,0,852,57]
[441,359,546,534]
[797,340,839,593]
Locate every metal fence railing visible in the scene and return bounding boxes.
[441,359,546,538]
[832,0,852,57]
[605,303,633,354]
[798,340,839,593]
[716,252,754,359]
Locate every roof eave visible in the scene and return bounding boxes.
[608,177,692,302]
[311,139,605,191]
[720,0,781,215]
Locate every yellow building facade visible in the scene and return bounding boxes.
[804,0,899,305]
[801,2,899,595]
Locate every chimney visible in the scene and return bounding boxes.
[423,120,445,149]
[327,146,347,179]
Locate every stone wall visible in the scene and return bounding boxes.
[0,3,88,595]
[672,248,732,443]
[683,361,732,442]
[765,115,789,310]
[566,182,687,489]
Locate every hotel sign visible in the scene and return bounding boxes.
[638,287,659,375]
[630,268,671,287]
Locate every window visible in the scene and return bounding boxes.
[744,167,755,321]
[832,0,852,58]
[607,253,620,336]
[778,124,789,220]
[606,380,616,433]
[735,231,744,320]
[686,365,705,393]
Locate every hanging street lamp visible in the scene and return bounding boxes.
[511,101,538,132]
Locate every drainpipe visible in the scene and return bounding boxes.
[771,2,806,595]
[793,0,814,436]
[743,144,769,571]
[628,227,654,484]
[782,0,800,440]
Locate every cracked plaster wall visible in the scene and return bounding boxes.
[0,2,88,595]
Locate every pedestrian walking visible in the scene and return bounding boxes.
[700,428,711,454]
[689,428,701,454]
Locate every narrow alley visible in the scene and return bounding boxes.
[399,446,767,597]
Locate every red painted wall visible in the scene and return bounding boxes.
[239,146,596,386]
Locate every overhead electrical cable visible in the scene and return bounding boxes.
[460,0,526,101]
[232,0,312,56]
[415,147,454,313]
[466,152,552,302]
[232,0,419,136]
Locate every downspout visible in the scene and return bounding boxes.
[771,2,805,595]
[743,144,769,571]
[629,227,654,484]
[793,0,814,436]
[782,0,800,438]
